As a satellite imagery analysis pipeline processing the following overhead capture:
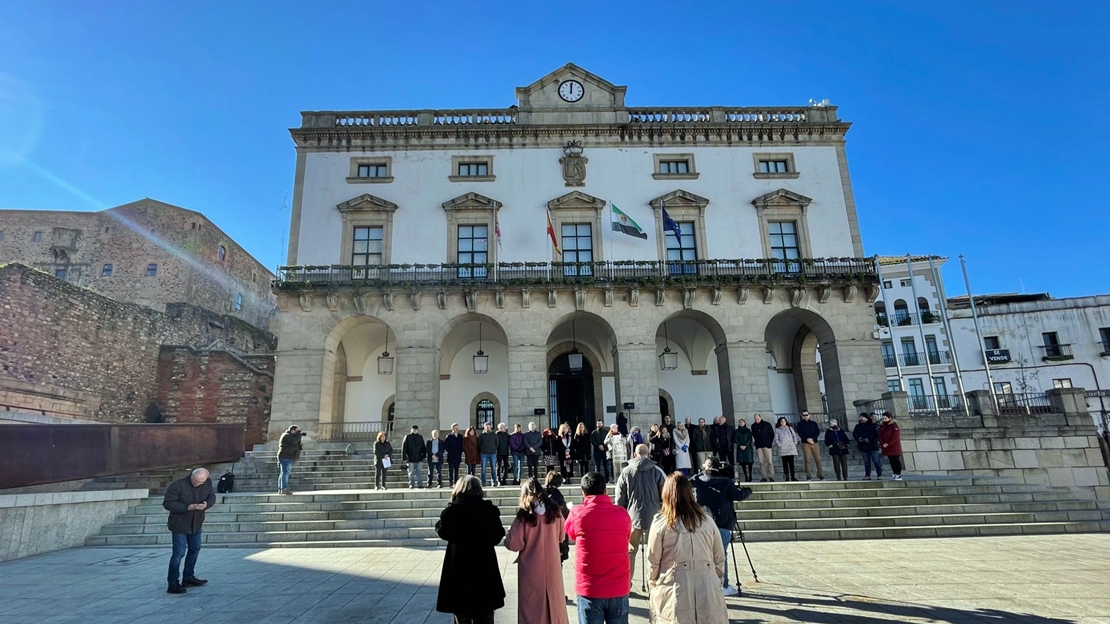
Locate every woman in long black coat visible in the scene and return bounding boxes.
[435,475,505,624]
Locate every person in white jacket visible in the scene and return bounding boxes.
[604,424,631,482]
[672,423,693,476]
[773,417,801,481]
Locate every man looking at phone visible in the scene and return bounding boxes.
[163,468,216,594]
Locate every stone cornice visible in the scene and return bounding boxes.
[289,121,851,152]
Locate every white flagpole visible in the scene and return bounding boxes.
[959,255,999,413]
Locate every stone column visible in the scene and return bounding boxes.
[507,344,548,429]
[1047,387,1090,426]
[614,344,660,432]
[393,335,440,440]
[725,342,772,422]
[268,348,328,443]
[822,342,886,416]
[881,391,910,419]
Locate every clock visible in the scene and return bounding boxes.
[558,80,584,102]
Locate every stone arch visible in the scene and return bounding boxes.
[439,313,509,377]
[321,315,395,431]
[658,387,676,420]
[439,313,508,431]
[546,310,618,373]
[657,309,733,423]
[765,308,844,416]
[468,391,502,430]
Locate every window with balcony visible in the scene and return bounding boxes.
[925,335,941,364]
[653,154,698,180]
[919,297,939,323]
[101,264,113,277]
[893,299,911,326]
[665,221,698,275]
[933,377,950,407]
[881,341,896,368]
[1052,378,1073,389]
[449,155,495,182]
[768,221,799,260]
[753,153,798,178]
[908,378,927,409]
[874,301,889,327]
[901,337,919,366]
[994,381,1014,395]
[1041,331,1072,360]
[1099,328,1110,355]
[457,224,489,278]
[562,223,593,276]
[352,226,384,268]
[348,157,393,183]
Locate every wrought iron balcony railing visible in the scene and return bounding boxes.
[1039,344,1074,360]
[275,258,878,291]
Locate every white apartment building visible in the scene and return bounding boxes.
[267,64,887,441]
[947,293,1110,428]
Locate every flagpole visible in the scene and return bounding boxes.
[906,255,940,417]
[959,254,999,414]
[930,256,967,407]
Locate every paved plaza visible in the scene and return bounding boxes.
[1,534,1108,624]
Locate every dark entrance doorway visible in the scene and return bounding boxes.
[548,353,594,431]
[475,399,495,429]
[659,395,670,419]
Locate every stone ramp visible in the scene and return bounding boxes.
[86,477,1110,548]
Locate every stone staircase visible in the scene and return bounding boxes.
[86,477,1110,548]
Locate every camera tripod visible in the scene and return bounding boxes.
[730,523,760,583]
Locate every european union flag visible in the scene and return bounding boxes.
[661,207,681,238]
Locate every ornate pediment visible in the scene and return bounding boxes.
[336,193,398,214]
[751,188,813,211]
[547,190,606,212]
[515,63,627,114]
[441,192,502,213]
[650,189,710,211]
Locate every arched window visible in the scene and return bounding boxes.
[893,299,910,326]
[874,301,888,327]
[475,399,495,430]
[659,395,670,418]
[387,402,395,433]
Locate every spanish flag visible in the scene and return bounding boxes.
[547,209,561,255]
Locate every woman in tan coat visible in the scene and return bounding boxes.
[647,472,728,624]
[505,478,569,624]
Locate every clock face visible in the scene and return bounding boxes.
[558,80,584,102]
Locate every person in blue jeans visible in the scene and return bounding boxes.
[277,425,304,494]
[852,413,883,480]
[162,468,216,594]
[477,421,500,487]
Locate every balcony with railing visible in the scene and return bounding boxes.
[995,392,1054,415]
[1039,343,1074,361]
[275,258,878,291]
[905,394,968,415]
[897,351,952,367]
[316,421,392,442]
[880,311,943,327]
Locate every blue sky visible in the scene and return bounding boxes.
[1,1,1107,297]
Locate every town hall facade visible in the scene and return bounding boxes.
[267,64,887,442]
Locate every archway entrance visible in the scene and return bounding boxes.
[659,395,670,418]
[549,353,595,431]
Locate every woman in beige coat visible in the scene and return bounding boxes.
[505,478,570,624]
[647,472,728,624]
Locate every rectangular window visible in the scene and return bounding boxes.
[665,221,698,275]
[901,337,919,366]
[54,268,67,279]
[881,342,896,368]
[101,264,113,277]
[908,378,927,409]
[900,279,910,287]
[758,160,788,173]
[146,263,158,276]
[457,224,489,278]
[1100,328,1110,353]
[1052,378,1073,389]
[768,221,799,260]
[882,280,892,289]
[357,163,388,178]
[887,379,902,392]
[994,381,1013,395]
[235,293,243,311]
[1042,331,1066,358]
[457,162,489,177]
[659,160,689,174]
[561,223,593,276]
[218,245,226,261]
[925,335,941,364]
[33,231,43,242]
[983,336,1001,350]
[352,226,384,268]
[933,377,950,408]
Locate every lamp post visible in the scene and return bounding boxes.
[659,322,678,371]
[569,319,583,370]
[473,323,489,374]
[377,325,394,375]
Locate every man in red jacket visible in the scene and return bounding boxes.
[565,471,632,623]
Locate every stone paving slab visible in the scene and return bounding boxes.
[0,534,1108,623]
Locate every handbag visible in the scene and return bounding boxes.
[543,455,557,467]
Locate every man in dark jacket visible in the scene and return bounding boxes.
[692,457,747,596]
[523,422,543,478]
[277,425,304,495]
[443,423,464,485]
[477,422,500,487]
[750,413,775,481]
[496,422,512,486]
[509,423,526,485]
[661,414,676,436]
[163,468,216,594]
[589,420,610,482]
[852,413,883,480]
[692,418,714,468]
[402,425,427,489]
[615,444,665,586]
[710,416,734,466]
[794,411,825,481]
[426,429,445,488]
